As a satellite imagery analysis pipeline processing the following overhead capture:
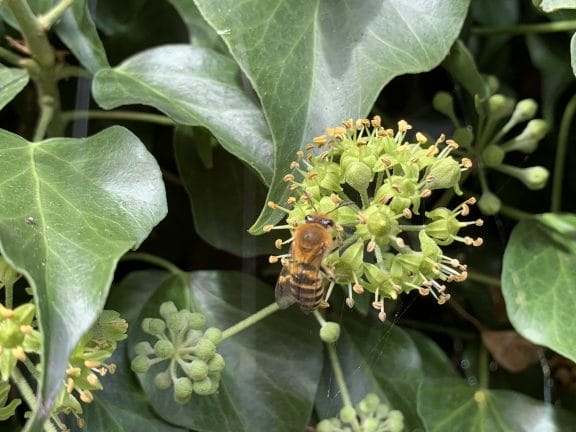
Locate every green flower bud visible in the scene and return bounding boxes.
[387,410,405,432]
[424,208,460,245]
[319,322,341,344]
[204,327,222,346]
[488,94,515,121]
[195,338,216,361]
[510,99,537,124]
[142,318,166,336]
[154,340,175,358]
[481,144,505,167]
[188,313,206,331]
[159,301,178,319]
[193,377,213,396]
[501,119,548,154]
[478,191,501,215]
[453,127,474,148]
[426,157,463,193]
[134,341,154,356]
[356,204,400,245]
[154,371,172,390]
[339,405,357,424]
[358,393,380,414]
[433,91,456,120]
[130,355,151,374]
[363,417,379,432]
[166,311,188,333]
[184,359,208,381]
[497,164,549,190]
[345,160,372,193]
[174,377,194,400]
[316,419,340,432]
[207,353,226,373]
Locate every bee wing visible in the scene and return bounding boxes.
[275,266,296,309]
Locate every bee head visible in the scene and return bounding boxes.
[305,214,334,228]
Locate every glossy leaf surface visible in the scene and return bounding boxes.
[92,45,273,184]
[502,214,576,362]
[0,66,28,110]
[0,126,167,427]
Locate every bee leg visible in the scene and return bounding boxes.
[319,299,330,309]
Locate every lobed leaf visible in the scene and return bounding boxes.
[0,66,29,110]
[502,213,576,363]
[0,126,167,429]
[92,45,273,185]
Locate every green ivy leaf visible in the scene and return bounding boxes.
[418,377,576,430]
[502,214,576,363]
[52,0,110,73]
[534,0,576,12]
[190,0,470,232]
[0,126,167,430]
[0,66,28,110]
[165,0,228,52]
[174,126,274,257]
[316,315,457,431]
[92,45,273,185]
[129,271,322,432]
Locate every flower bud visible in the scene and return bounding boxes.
[478,190,501,215]
[207,353,226,373]
[159,301,178,319]
[154,371,172,390]
[339,405,357,424]
[510,99,537,124]
[134,341,154,356]
[481,145,505,167]
[387,410,405,432]
[195,338,216,361]
[488,94,515,121]
[184,359,208,381]
[363,418,379,432]
[358,393,380,414]
[203,327,222,346]
[188,313,206,331]
[166,311,189,333]
[0,320,23,348]
[501,119,548,154]
[319,322,341,344]
[344,161,372,193]
[142,318,166,336]
[316,419,340,432]
[433,91,456,120]
[453,127,474,148]
[174,377,194,400]
[193,377,213,395]
[497,164,549,190]
[426,157,463,192]
[130,355,151,373]
[154,340,175,358]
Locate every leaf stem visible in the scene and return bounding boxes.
[221,302,280,340]
[4,0,55,68]
[60,110,175,127]
[326,343,361,432]
[472,20,576,36]
[499,204,533,221]
[0,46,25,66]
[33,94,55,142]
[121,252,184,276]
[551,92,576,212]
[38,0,76,29]
[466,270,501,287]
[478,343,489,389]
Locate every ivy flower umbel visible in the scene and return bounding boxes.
[131,302,225,404]
[267,117,482,321]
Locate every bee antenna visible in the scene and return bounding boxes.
[327,200,355,214]
[302,191,319,213]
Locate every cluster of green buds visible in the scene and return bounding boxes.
[434,91,549,215]
[131,301,225,403]
[53,310,128,428]
[267,118,483,320]
[317,393,404,432]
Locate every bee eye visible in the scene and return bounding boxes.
[322,219,334,227]
[305,214,314,223]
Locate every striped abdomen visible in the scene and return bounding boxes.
[289,262,324,312]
